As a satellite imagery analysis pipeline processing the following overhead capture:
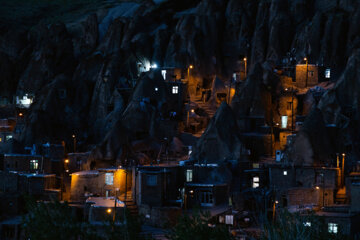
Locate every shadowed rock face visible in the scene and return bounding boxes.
[1,0,360,162]
[191,102,245,164]
[88,70,171,165]
[287,50,360,166]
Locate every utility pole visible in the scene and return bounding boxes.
[72,134,76,153]
[291,89,294,132]
[320,173,325,208]
[187,65,193,82]
[124,169,128,202]
[304,57,308,88]
[227,78,232,104]
[342,153,345,187]
[244,57,247,79]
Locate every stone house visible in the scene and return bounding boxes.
[67,152,90,174]
[295,64,319,88]
[164,81,188,120]
[269,165,340,208]
[70,168,132,202]
[0,171,59,218]
[0,154,47,173]
[41,143,65,175]
[134,165,184,227]
[134,165,183,207]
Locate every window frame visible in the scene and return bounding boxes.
[252,176,260,188]
[30,159,39,170]
[172,86,179,94]
[105,172,114,185]
[328,223,338,234]
[186,169,193,182]
[146,174,158,186]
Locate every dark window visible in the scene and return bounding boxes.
[287,102,293,110]
[146,175,157,186]
[198,191,213,206]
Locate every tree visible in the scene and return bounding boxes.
[261,209,350,240]
[168,209,234,240]
[22,198,98,240]
[22,198,146,240]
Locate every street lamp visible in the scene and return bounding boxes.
[243,57,247,79]
[187,65,193,82]
[72,134,76,153]
[342,153,346,187]
[272,200,278,222]
[304,57,308,88]
[320,173,325,208]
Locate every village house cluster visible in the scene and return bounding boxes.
[1,57,359,239]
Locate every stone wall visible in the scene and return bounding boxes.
[287,187,333,206]
[350,183,360,212]
[139,204,182,227]
[295,64,318,88]
[70,169,132,202]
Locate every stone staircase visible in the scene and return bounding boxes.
[118,191,138,216]
[335,187,347,204]
[193,97,217,119]
[183,96,217,137]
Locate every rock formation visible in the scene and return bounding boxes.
[191,102,245,164]
[0,0,360,165]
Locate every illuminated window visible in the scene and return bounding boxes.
[328,223,338,234]
[161,70,167,80]
[30,160,39,170]
[0,137,2,142]
[6,135,12,141]
[281,116,288,129]
[287,102,293,110]
[105,173,114,185]
[233,73,237,81]
[225,215,234,225]
[147,175,157,186]
[283,171,287,176]
[325,69,331,79]
[252,176,260,188]
[186,169,193,182]
[172,86,179,94]
[188,146,192,156]
[304,222,311,227]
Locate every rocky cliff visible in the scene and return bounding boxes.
[1,0,360,164]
